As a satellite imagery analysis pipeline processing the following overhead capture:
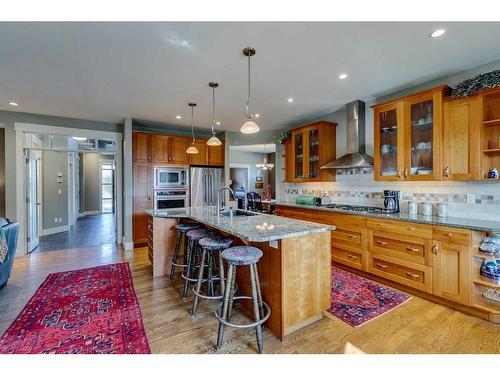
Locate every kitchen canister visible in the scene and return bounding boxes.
[420,202,433,216]
[408,201,418,215]
[437,203,449,217]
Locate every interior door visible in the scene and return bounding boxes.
[26,150,41,252]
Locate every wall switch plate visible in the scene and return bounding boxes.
[467,194,475,204]
[58,189,62,194]
[54,218,58,223]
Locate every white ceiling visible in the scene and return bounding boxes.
[1,22,500,131]
[230,143,276,153]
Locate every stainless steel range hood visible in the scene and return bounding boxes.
[321,100,374,169]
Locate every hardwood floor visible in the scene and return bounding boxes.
[0,245,498,354]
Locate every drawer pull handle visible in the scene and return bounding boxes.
[347,234,359,239]
[406,247,419,253]
[406,272,420,279]
[376,240,388,245]
[377,223,383,226]
[407,227,416,231]
[375,262,388,269]
[347,255,358,260]
[445,233,453,237]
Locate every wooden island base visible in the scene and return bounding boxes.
[148,216,332,340]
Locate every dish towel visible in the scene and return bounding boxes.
[0,228,8,264]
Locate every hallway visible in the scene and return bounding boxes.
[35,213,116,252]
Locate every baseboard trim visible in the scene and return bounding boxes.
[124,241,134,251]
[83,210,100,216]
[42,225,69,236]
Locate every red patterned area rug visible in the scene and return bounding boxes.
[326,267,411,327]
[0,262,150,354]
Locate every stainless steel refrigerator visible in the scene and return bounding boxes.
[190,167,224,207]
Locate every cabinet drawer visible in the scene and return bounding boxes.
[332,228,362,247]
[314,211,366,227]
[433,226,471,246]
[367,218,432,239]
[332,247,364,270]
[369,254,432,293]
[370,231,430,266]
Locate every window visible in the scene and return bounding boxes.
[100,163,114,213]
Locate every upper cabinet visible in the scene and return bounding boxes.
[373,85,450,181]
[133,132,151,162]
[480,89,500,179]
[442,96,481,180]
[133,131,224,167]
[286,121,336,183]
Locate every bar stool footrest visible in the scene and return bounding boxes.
[192,283,239,300]
[215,296,271,329]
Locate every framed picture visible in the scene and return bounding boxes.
[255,182,263,189]
[256,176,263,182]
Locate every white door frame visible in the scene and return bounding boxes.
[14,122,123,256]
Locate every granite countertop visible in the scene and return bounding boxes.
[272,201,500,233]
[146,206,334,242]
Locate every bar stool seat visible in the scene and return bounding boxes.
[221,246,263,266]
[175,223,201,232]
[186,228,214,240]
[198,236,234,251]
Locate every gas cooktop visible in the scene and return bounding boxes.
[322,204,397,215]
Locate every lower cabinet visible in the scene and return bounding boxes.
[432,240,471,305]
[275,205,476,311]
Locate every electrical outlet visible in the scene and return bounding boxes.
[54,218,58,223]
[467,194,475,204]
[58,189,62,194]
[58,217,62,223]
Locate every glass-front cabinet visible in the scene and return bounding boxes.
[373,85,448,181]
[288,121,337,183]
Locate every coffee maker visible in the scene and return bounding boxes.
[383,190,400,213]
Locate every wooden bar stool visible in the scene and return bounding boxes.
[191,235,233,317]
[215,246,271,354]
[182,228,215,299]
[170,223,201,280]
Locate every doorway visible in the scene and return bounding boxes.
[26,149,42,253]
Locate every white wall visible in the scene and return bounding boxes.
[229,150,269,194]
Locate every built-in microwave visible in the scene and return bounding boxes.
[154,167,188,189]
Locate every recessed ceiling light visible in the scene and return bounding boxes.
[254,113,260,118]
[175,115,182,119]
[338,73,348,80]
[429,29,446,38]
[216,121,221,125]
[287,98,294,103]
[9,102,19,106]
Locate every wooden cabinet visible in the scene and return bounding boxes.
[207,143,224,166]
[189,140,208,165]
[432,238,471,304]
[442,96,481,180]
[151,135,191,164]
[373,85,450,181]
[133,162,153,246]
[286,121,336,182]
[133,132,151,162]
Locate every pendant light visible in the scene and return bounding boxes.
[186,102,199,154]
[240,47,260,134]
[256,144,274,170]
[207,81,222,146]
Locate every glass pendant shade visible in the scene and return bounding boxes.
[240,121,260,134]
[256,156,274,170]
[186,143,199,154]
[207,135,222,146]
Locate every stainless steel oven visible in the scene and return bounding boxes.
[154,189,189,210]
[154,166,188,189]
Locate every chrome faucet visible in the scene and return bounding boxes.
[217,186,234,213]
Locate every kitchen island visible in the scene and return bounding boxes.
[146,206,334,339]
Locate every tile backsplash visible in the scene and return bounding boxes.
[283,171,500,222]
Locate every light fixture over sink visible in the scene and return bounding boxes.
[207,81,222,146]
[240,47,260,134]
[186,102,199,154]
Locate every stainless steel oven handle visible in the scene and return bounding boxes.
[209,173,214,205]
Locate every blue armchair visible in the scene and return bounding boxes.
[0,218,19,289]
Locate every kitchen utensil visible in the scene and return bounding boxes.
[383,190,400,213]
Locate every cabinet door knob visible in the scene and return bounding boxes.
[397,169,403,177]
[432,243,440,255]
[443,166,450,177]
[404,169,409,178]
